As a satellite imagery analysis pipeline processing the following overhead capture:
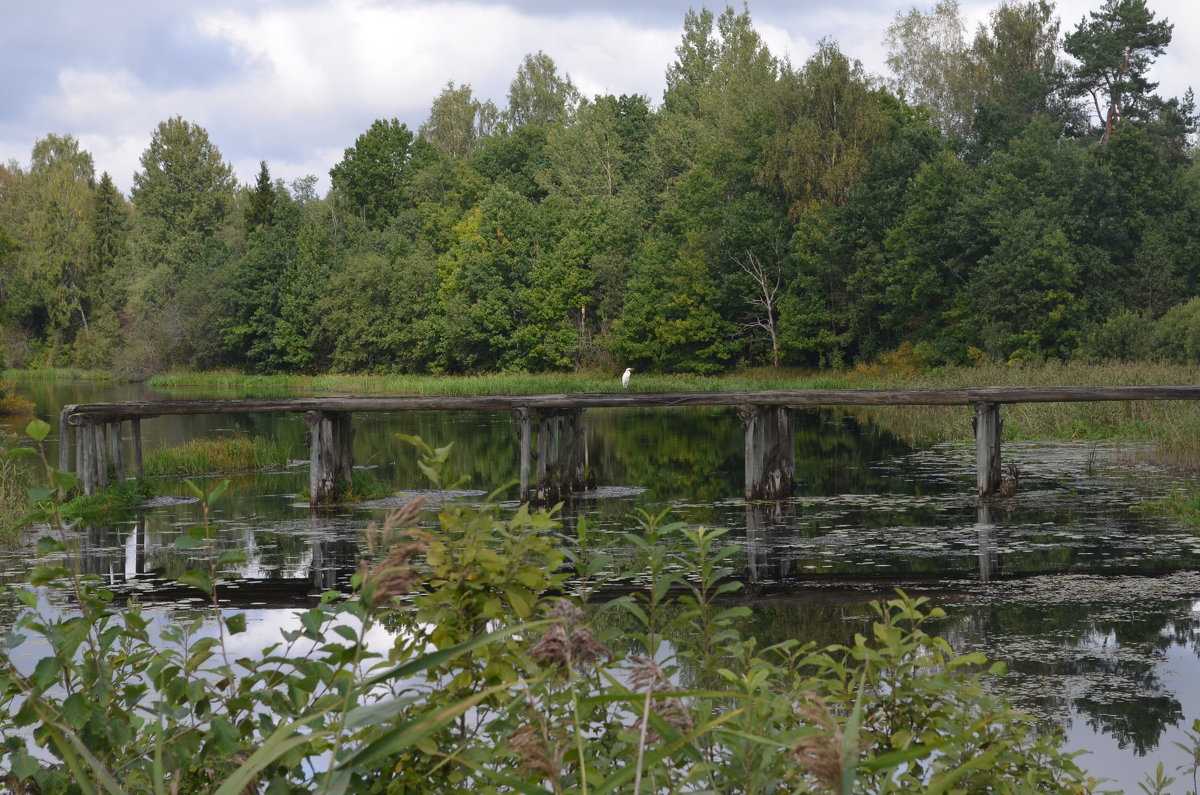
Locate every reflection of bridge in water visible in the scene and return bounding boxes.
[742,501,1004,589]
[77,519,360,607]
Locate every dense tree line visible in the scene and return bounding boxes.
[0,0,1196,376]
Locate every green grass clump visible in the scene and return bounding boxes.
[143,435,292,476]
[1135,489,1200,525]
[61,479,155,525]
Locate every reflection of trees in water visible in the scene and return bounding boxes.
[932,602,1199,758]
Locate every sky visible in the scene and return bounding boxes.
[2,0,1196,198]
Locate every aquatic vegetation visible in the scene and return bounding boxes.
[143,434,293,476]
[0,422,1099,792]
[0,437,31,545]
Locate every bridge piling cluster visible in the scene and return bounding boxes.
[740,405,796,500]
[62,411,145,495]
[513,408,588,504]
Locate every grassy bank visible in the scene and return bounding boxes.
[145,367,863,396]
[143,435,293,476]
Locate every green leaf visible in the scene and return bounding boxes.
[342,683,509,770]
[36,536,64,554]
[25,418,51,442]
[52,469,78,491]
[27,486,55,503]
[360,621,547,689]
[216,550,249,566]
[174,535,205,551]
[178,570,213,596]
[184,480,205,500]
[32,656,62,690]
[30,565,70,586]
[225,613,247,634]
[6,446,36,457]
[61,692,92,729]
[207,479,231,506]
[342,694,421,730]
[214,714,327,795]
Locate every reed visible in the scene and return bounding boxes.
[5,367,122,382]
[0,439,30,545]
[850,361,1200,465]
[143,435,293,476]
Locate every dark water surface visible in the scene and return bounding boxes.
[6,379,1200,791]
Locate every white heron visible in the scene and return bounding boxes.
[621,367,633,389]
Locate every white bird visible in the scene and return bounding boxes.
[621,367,633,390]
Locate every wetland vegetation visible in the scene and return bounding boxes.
[0,421,1101,793]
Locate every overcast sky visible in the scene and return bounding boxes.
[2,0,1195,197]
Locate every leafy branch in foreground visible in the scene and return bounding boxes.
[0,423,1101,792]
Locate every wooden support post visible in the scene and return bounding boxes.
[93,421,108,490]
[564,409,584,491]
[742,405,763,500]
[513,408,533,503]
[305,410,353,505]
[536,412,550,503]
[77,417,92,495]
[58,406,71,472]
[973,402,1002,497]
[334,412,355,486]
[740,405,795,500]
[131,418,143,478]
[109,420,125,481]
[76,418,107,495]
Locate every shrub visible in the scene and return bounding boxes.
[1082,310,1155,362]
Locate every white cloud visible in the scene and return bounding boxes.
[2,0,1196,198]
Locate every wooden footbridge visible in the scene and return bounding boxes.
[56,386,1200,504]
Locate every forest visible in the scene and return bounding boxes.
[0,0,1197,377]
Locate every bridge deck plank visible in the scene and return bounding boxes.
[59,385,1200,421]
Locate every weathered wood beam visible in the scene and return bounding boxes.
[58,384,1200,423]
[973,402,1002,497]
[131,418,143,478]
[513,408,533,503]
[58,406,72,472]
[108,421,125,480]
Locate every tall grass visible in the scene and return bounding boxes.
[0,438,30,544]
[852,361,1200,466]
[5,367,122,383]
[146,367,864,396]
[143,435,293,476]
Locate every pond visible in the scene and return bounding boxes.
[5,378,1200,791]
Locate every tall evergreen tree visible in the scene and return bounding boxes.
[1064,0,1173,142]
[245,160,277,234]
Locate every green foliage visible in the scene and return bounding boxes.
[330,119,426,228]
[1081,309,1155,362]
[59,478,154,525]
[1,4,1199,377]
[142,434,292,476]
